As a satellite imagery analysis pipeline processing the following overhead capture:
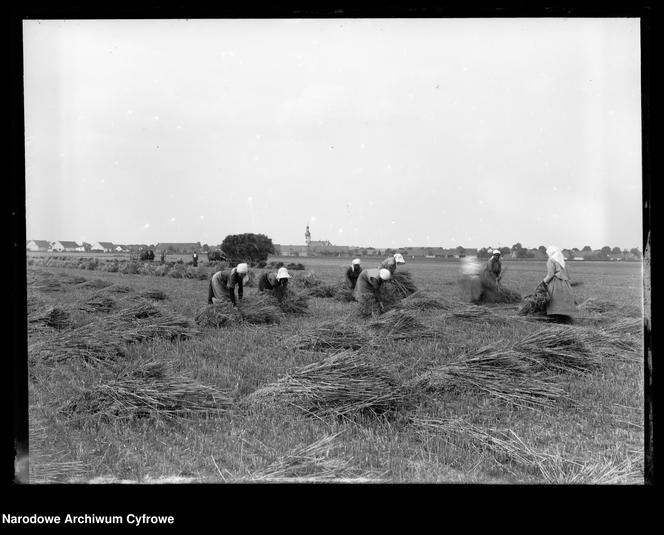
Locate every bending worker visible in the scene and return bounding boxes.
[258,266,291,301]
[380,253,406,275]
[345,258,362,290]
[354,267,392,312]
[471,249,503,303]
[208,263,248,306]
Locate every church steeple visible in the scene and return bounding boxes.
[305,224,311,246]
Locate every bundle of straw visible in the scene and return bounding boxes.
[286,321,372,352]
[333,285,356,303]
[293,271,323,290]
[447,305,507,324]
[390,270,418,298]
[367,309,436,340]
[276,292,310,315]
[518,282,550,316]
[238,295,282,324]
[28,305,73,330]
[512,327,602,374]
[60,359,232,420]
[76,294,116,313]
[104,313,201,343]
[114,300,162,321]
[32,279,63,293]
[139,289,168,300]
[57,274,87,285]
[398,291,459,312]
[103,284,133,293]
[246,350,409,417]
[246,433,385,483]
[76,279,112,290]
[307,284,338,298]
[194,303,240,328]
[29,328,127,365]
[412,348,571,410]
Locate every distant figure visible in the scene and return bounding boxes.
[258,267,291,301]
[543,246,576,322]
[160,250,165,264]
[147,249,155,262]
[192,251,199,267]
[380,253,406,275]
[208,263,249,306]
[354,268,392,313]
[345,258,362,290]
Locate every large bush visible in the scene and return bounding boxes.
[219,233,276,264]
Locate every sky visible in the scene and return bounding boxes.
[23,17,643,251]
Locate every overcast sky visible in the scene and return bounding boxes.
[23,17,642,250]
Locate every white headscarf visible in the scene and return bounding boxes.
[546,245,565,268]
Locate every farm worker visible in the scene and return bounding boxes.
[258,267,291,300]
[470,250,502,303]
[192,251,198,267]
[345,258,362,290]
[208,263,249,306]
[354,268,392,310]
[542,245,576,321]
[160,250,165,264]
[380,253,406,275]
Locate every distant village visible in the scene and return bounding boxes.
[26,225,643,263]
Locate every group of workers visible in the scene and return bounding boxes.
[206,246,575,321]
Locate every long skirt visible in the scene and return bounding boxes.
[546,277,576,316]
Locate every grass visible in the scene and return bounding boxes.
[24,256,645,483]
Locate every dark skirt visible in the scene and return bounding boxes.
[546,277,576,316]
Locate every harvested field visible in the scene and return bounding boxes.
[25,258,645,484]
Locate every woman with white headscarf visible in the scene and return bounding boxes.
[208,263,249,306]
[258,267,291,301]
[380,253,406,275]
[345,258,362,290]
[542,246,576,320]
[354,268,392,314]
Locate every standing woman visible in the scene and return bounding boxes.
[542,246,576,321]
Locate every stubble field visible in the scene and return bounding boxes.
[24,254,644,484]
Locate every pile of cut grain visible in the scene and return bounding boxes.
[246,350,409,417]
[518,282,550,316]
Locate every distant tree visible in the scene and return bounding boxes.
[515,248,533,258]
[456,246,466,254]
[630,247,642,259]
[612,247,622,254]
[202,244,210,253]
[600,246,612,256]
[220,233,276,264]
[538,245,547,254]
[499,247,511,256]
[477,247,490,259]
[512,243,523,251]
[572,247,580,253]
[582,245,592,252]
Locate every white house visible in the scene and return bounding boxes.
[91,242,115,252]
[114,245,129,252]
[51,241,85,252]
[26,240,51,252]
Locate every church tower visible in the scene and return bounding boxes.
[305,224,311,246]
